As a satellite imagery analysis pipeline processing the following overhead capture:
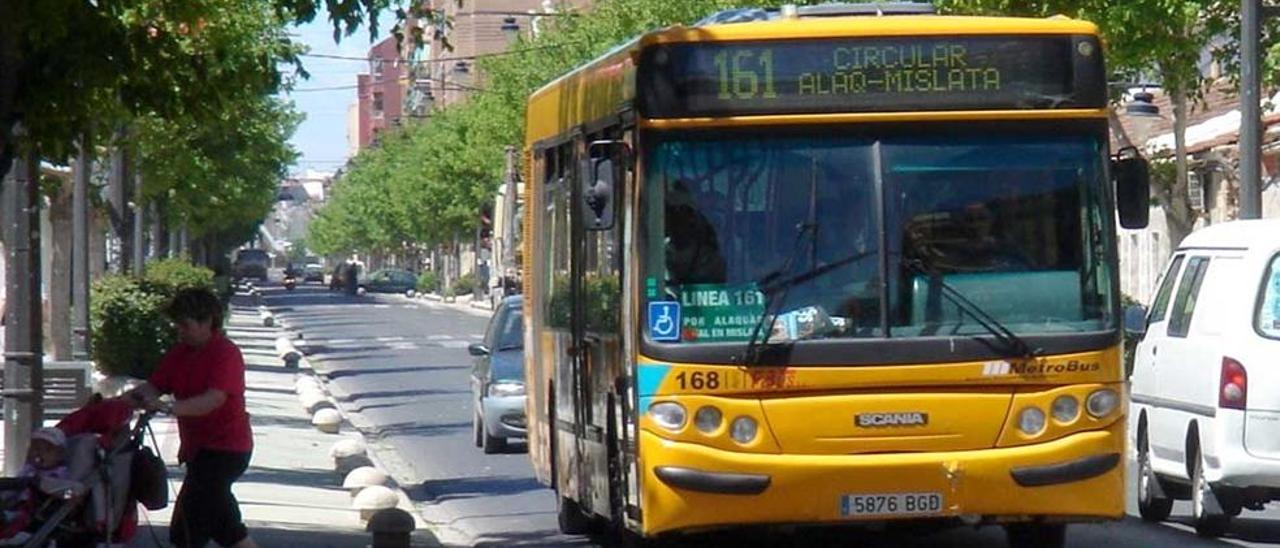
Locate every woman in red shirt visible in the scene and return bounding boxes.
[130,288,256,548]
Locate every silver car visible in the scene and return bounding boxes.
[470,296,526,454]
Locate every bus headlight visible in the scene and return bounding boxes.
[1086,389,1120,418]
[694,406,722,433]
[649,402,686,431]
[1051,395,1079,423]
[730,416,758,444]
[1017,407,1046,435]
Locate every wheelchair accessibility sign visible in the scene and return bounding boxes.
[648,301,681,342]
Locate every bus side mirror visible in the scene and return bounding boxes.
[582,140,631,231]
[1123,304,1148,338]
[584,157,615,230]
[1113,154,1150,229]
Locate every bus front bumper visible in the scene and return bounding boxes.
[639,421,1124,536]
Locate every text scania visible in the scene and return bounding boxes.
[856,412,929,427]
[1012,360,1101,375]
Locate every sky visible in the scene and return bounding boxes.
[278,8,398,177]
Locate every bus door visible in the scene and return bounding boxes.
[575,130,629,520]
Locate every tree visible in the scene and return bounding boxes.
[311,0,824,260]
[0,0,440,180]
[134,95,302,264]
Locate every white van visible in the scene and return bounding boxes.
[1128,219,1280,537]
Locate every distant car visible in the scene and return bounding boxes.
[360,269,416,294]
[303,262,325,283]
[232,249,270,281]
[470,296,526,454]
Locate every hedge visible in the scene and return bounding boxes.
[417,270,440,293]
[90,260,217,379]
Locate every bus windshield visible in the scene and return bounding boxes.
[643,127,1115,344]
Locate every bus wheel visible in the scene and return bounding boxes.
[1004,523,1065,548]
[557,495,591,535]
[1137,430,1173,522]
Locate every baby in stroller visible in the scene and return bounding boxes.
[0,397,166,547]
[0,428,73,541]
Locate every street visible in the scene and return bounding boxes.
[266,283,1280,547]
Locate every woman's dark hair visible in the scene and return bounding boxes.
[165,287,223,329]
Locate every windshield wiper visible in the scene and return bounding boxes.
[757,248,878,296]
[738,222,817,365]
[902,258,1041,359]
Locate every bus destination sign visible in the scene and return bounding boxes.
[637,35,1105,117]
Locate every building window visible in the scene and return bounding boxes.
[373,92,384,118]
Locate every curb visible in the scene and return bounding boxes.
[264,300,427,533]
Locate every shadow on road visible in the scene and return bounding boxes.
[240,465,343,487]
[413,475,545,503]
[325,365,467,379]
[337,388,467,401]
[1164,515,1280,545]
[475,529,594,547]
[369,420,471,439]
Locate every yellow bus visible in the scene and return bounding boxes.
[522,4,1150,546]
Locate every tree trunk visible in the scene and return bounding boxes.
[0,3,24,185]
[89,206,107,281]
[1166,89,1195,247]
[107,138,133,274]
[48,175,73,360]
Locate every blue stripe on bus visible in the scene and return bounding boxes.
[637,363,672,396]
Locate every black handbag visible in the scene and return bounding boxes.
[130,445,168,510]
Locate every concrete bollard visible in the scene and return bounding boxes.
[301,391,335,414]
[335,453,375,478]
[352,485,398,521]
[357,287,367,296]
[260,311,275,327]
[342,466,388,495]
[275,336,302,368]
[331,438,372,476]
[405,289,416,298]
[330,438,366,460]
[312,408,342,434]
[366,507,415,548]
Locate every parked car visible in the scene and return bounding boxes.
[1128,219,1280,537]
[469,295,526,454]
[360,269,416,294]
[232,249,269,281]
[303,261,325,283]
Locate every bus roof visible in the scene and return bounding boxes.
[525,15,1101,146]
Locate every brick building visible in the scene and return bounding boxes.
[352,36,408,151]
[420,0,592,110]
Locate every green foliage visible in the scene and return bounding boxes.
[311,0,823,258]
[1,1,444,171]
[90,276,176,379]
[92,258,216,379]
[585,274,621,333]
[144,258,216,296]
[417,270,440,293]
[453,272,477,296]
[136,95,301,245]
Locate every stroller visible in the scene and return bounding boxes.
[0,397,167,547]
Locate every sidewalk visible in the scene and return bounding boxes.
[127,293,436,547]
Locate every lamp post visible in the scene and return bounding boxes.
[1240,1,1280,219]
